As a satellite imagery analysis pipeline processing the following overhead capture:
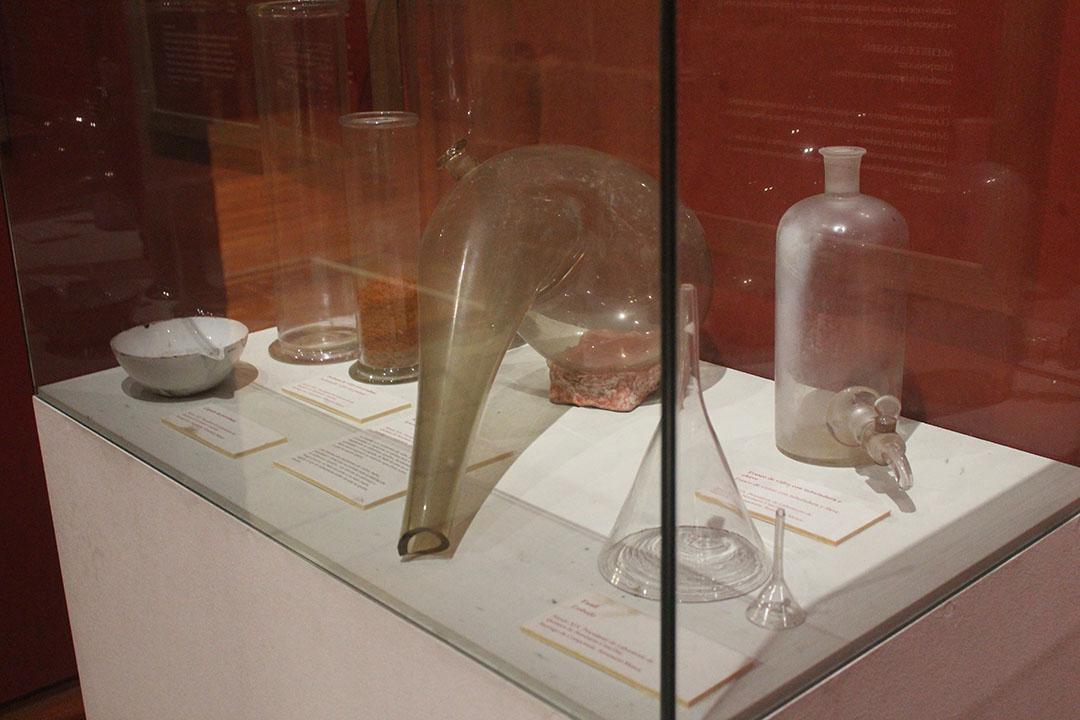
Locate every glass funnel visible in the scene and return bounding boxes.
[598,284,769,602]
[745,508,806,630]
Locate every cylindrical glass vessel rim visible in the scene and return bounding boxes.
[248,0,347,20]
[340,111,420,130]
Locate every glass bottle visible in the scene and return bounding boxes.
[774,147,910,470]
[598,284,769,602]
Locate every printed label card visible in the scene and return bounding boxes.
[162,404,287,458]
[522,593,753,707]
[274,413,420,509]
[275,414,510,509]
[370,414,415,444]
[699,465,890,545]
[281,375,410,424]
[274,425,412,510]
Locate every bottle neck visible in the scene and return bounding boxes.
[820,146,866,195]
[437,138,479,180]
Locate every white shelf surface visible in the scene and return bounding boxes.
[38,328,1080,719]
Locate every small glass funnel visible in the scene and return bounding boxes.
[746,508,806,630]
[598,284,769,602]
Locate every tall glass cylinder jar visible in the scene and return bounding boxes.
[250,0,358,363]
[341,112,421,384]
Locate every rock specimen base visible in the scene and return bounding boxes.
[548,361,660,412]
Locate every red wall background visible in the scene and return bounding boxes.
[0,179,77,704]
[403,0,1079,466]
[0,0,1075,551]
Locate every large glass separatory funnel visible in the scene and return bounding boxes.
[397,144,711,557]
[598,284,769,602]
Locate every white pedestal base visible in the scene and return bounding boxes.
[35,399,565,720]
[36,396,1080,718]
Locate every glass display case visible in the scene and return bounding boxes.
[2,1,1079,718]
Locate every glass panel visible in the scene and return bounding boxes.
[1,1,668,718]
[2,0,1078,718]
[678,1,1080,716]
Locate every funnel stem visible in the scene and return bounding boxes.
[772,508,786,579]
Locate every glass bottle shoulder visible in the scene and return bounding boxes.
[777,192,908,248]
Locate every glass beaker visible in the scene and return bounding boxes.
[340,112,422,384]
[598,284,769,602]
[250,0,358,363]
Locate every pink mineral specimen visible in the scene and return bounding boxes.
[547,329,660,411]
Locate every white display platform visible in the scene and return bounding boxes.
[36,328,1080,719]
[35,401,566,720]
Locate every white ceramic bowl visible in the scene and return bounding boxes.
[110,317,249,396]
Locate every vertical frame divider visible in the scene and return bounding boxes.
[658,0,678,717]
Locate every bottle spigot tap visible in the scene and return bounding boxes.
[827,387,914,491]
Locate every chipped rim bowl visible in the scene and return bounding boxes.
[110,317,249,397]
